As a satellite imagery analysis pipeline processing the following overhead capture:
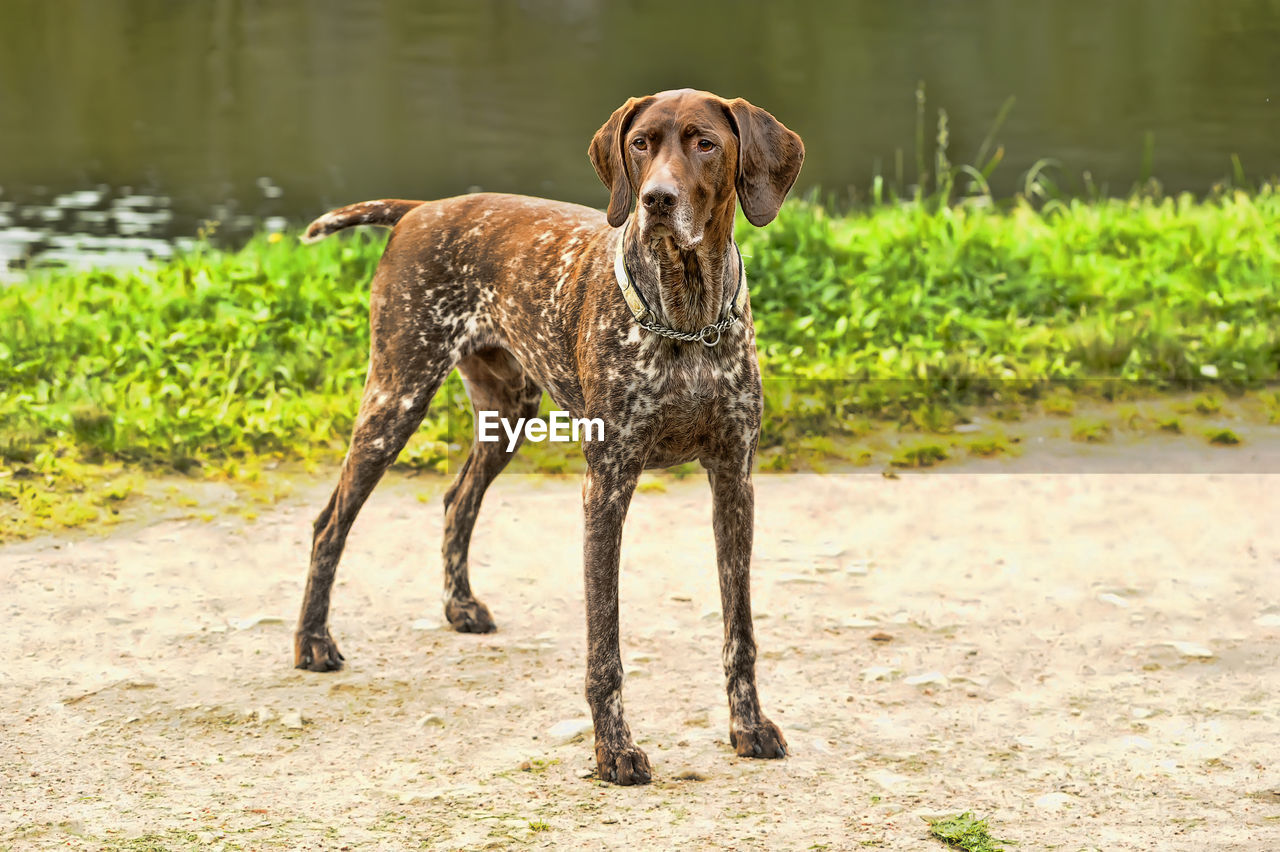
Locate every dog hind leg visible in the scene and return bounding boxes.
[294,356,451,671]
[440,348,542,633]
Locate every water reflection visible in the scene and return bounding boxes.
[0,184,297,282]
[2,0,1279,277]
[0,188,181,282]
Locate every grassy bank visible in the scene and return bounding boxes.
[4,187,1280,537]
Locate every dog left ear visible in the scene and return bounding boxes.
[723,99,805,227]
[589,96,654,228]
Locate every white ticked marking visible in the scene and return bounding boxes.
[723,638,740,673]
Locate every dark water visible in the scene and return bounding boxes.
[2,0,1279,277]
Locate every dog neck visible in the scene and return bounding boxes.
[623,211,738,334]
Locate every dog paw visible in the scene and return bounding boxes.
[594,742,652,786]
[445,597,497,634]
[294,628,344,672]
[730,718,788,759]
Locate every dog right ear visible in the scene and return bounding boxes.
[589,97,653,228]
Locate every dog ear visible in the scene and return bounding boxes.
[723,99,805,227]
[589,96,653,228]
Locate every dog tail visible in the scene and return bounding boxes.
[300,199,426,244]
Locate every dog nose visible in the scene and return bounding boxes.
[641,183,678,212]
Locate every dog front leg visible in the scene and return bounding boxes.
[709,465,787,759]
[581,462,651,785]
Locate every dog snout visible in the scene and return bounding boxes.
[641,182,679,214]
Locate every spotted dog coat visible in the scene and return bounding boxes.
[294,89,804,785]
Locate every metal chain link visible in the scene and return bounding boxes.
[638,313,741,347]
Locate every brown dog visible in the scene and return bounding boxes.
[294,89,804,785]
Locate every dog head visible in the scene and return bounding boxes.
[589,89,805,249]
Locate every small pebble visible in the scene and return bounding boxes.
[549,718,593,740]
[1034,792,1075,811]
[862,666,896,683]
[229,614,284,630]
[903,672,947,687]
[1164,641,1213,659]
[868,769,910,790]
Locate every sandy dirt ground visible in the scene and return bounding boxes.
[3,439,1280,851]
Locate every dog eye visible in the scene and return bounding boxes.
[696,139,715,152]
[631,137,648,152]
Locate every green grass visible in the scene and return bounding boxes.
[890,441,949,468]
[1070,418,1111,443]
[926,812,1007,852]
[1206,427,1241,445]
[966,435,1011,458]
[1193,393,1224,414]
[743,189,1280,391]
[5,176,1280,537]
